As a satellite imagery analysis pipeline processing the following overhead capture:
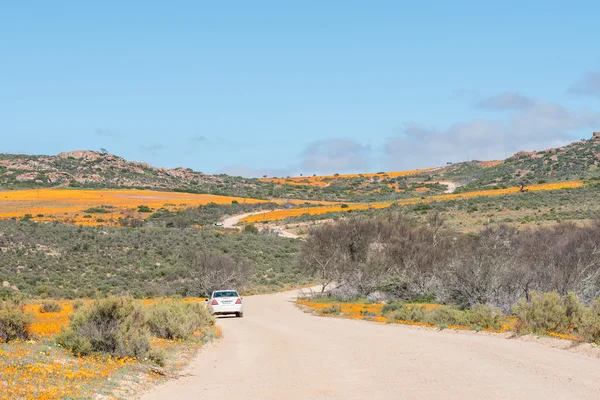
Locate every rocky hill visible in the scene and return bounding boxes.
[431,132,600,192]
[2,132,599,199]
[0,150,261,196]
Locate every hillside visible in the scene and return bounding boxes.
[0,150,262,196]
[433,131,600,192]
[2,132,599,202]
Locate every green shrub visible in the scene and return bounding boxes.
[468,304,504,330]
[381,301,405,314]
[386,304,427,322]
[72,300,85,311]
[39,301,62,313]
[82,207,110,214]
[423,307,466,326]
[243,224,259,234]
[383,303,504,330]
[147,301,213,340]
[321,304,341,315]
[56,297,150,358]
[0,302,33,343]
[581,298,600,343]
[513,291,583,334]
[137,205,153,213]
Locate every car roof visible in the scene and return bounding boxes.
[213,289,237,292]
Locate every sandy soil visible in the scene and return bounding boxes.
[142,289,600,400]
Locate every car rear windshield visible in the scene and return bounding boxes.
[213,291,239,298]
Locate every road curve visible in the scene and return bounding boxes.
[222,211,299,238]
[142,290,600,400]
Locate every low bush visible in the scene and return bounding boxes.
[387,304,427,323]
[581,298,600,343]
[320,304,341,315]
[468,304,504,330]
[39,301,62,313]
[72,300,85,311]
[147,301,213,340]
[512,291,583,334]
[383,302,504,330]
[0,302,33,342]
[243,224,259,234]
[56,297,150,358]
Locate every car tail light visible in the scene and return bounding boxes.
[211,299,219,305]
[235,298,242,304]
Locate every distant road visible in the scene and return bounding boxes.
[438,180,458,193]
[221,211,299,239]
[142,289,600,400]
[221,212,260,229]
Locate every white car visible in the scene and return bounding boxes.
[207,290,244,317]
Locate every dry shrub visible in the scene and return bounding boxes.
[56,297,150,358]
[39,301,62,313]
[0,302,33,342]
[147,301,213,340]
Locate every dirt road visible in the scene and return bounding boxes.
[438,180,458,193]
[221,212,260,229]
[142,290,600,400]
[222,212,299,239]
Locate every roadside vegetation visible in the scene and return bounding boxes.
[297,212,600,343]
[280,184,600,231]
[0,220,305,299]
[0,297,218,399]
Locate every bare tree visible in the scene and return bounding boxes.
[182,249,253,295]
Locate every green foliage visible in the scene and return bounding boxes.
[320,304,341,315]
[382,303,504,330]
[147,301,213,340]
[0,220,303,298]
[513,292,583,334]
[581,298,600,343]
[56,297,150,358]
[137,205,153,213]
[82,207,111,214]
[243,224,259,234]
[0,302,33,343]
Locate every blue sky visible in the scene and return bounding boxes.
[1,1,599,177]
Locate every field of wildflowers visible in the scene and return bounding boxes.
[296,299,584,341]
[260,168,434,187]
[0,188,337,226]
[0,298,215,399]
[242,181,584,223]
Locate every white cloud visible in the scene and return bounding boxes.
[300,138,372,174]
[476,92,535,110]
[569,72,600,96]
[385,96,600,169]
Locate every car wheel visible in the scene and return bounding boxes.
[236,312,243,318]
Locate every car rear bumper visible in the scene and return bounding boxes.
[210,304,243,315]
